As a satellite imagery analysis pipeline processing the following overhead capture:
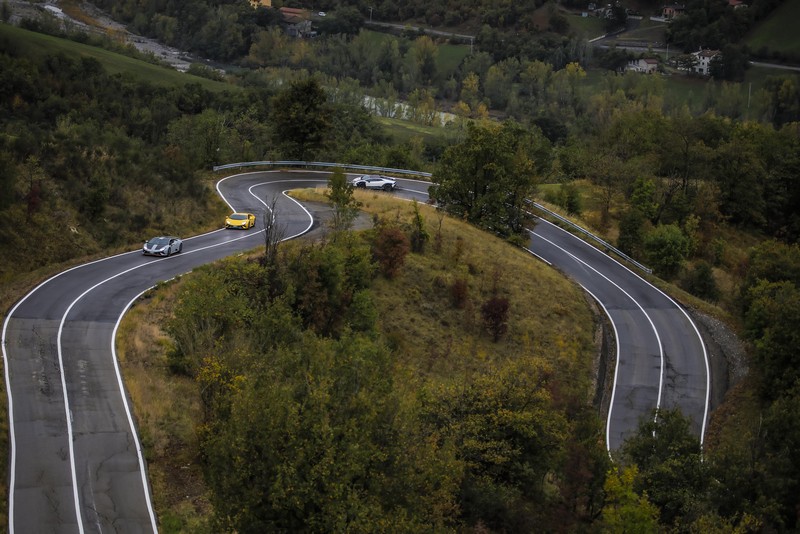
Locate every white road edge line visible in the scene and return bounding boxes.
[536,216,710,445]
[3,234,264,533]
[530,228,665,451]
[523,246,552,266]
[235,171,693,448]
[2,169,318,533]
[113,289,161,532]
[53,236,272,529]
[577,284,622,459]
[2,166,707,531]
[2,252,156,533]
[56,263,176,532]
[1,304,18,534]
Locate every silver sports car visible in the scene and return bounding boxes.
[143,236,183,256]
[351,174,397,191]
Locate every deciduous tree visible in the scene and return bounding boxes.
[744,279,800,399]
[325,167,361,232]
[371,225,410,279]
[481,295,509,342]
[431,121,547,239]
[600,466,660,533]
[622,409,709,527]
[644,224,690,278]
[270,78,331,160]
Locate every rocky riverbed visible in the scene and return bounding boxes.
[6,0,195,71]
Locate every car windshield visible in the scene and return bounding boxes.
[230,214,247,220]
[148,237,170,246]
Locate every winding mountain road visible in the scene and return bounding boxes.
[2,170,709,532]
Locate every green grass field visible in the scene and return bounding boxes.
[567,13,605,39]
[745,0,800,56]
[376,115,460,145]
[359,28,469,79]
[436,42,471,77]
[615,19,668,44]
[0,23,234,92]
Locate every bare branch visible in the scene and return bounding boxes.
[262,195,286,268]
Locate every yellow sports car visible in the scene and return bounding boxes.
[225,212,256,229]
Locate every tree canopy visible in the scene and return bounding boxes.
[431,120,550,239]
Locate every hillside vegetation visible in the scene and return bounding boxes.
[117,194,604,531]
[745,0,800,60]
[0,24,232,91]
[3,5,800,532]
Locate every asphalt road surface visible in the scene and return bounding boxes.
[2,170,709,532]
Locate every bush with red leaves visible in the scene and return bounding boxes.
[481,295,509,342]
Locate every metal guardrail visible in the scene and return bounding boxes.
[527,200,653,274]
[213,161,651,274]
[212,160,432,178]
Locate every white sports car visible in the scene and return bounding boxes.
[143,236,183,256]
[352,174,397,191]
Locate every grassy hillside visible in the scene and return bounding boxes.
[567,11,606,39]
[745,0,800,57]
[117,192,599,529]
[0,23,234,92]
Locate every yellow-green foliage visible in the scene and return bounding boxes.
[120,192,600,529]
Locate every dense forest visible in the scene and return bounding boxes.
[2,0,800,529]
[19,0,800,122]
[83,0,790,63]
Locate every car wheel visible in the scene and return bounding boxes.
[357,182,366,188]
[165,249,170,257]
[383,184,392,191]
[178,243,183,253]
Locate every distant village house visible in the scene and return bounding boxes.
[627,57,659,73]
[279,7,315,38]
[691,48,721,76]
[661,3,686,19]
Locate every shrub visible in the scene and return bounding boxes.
[450,278,469,309]
[481,295,510,342]
[372,225,410,279]
[683,261,719,302]
[644,224,690,278]
[560,182,582,215]
[409,201,430,253]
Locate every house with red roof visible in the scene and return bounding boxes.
[627,57,660,73]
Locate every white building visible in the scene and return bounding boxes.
[626,57,659,73]
[691,48,721,76]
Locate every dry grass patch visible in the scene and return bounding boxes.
[116,281,211,532]
[375,211,596,383]
[291,187,597,384]
[59,0,108,29]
